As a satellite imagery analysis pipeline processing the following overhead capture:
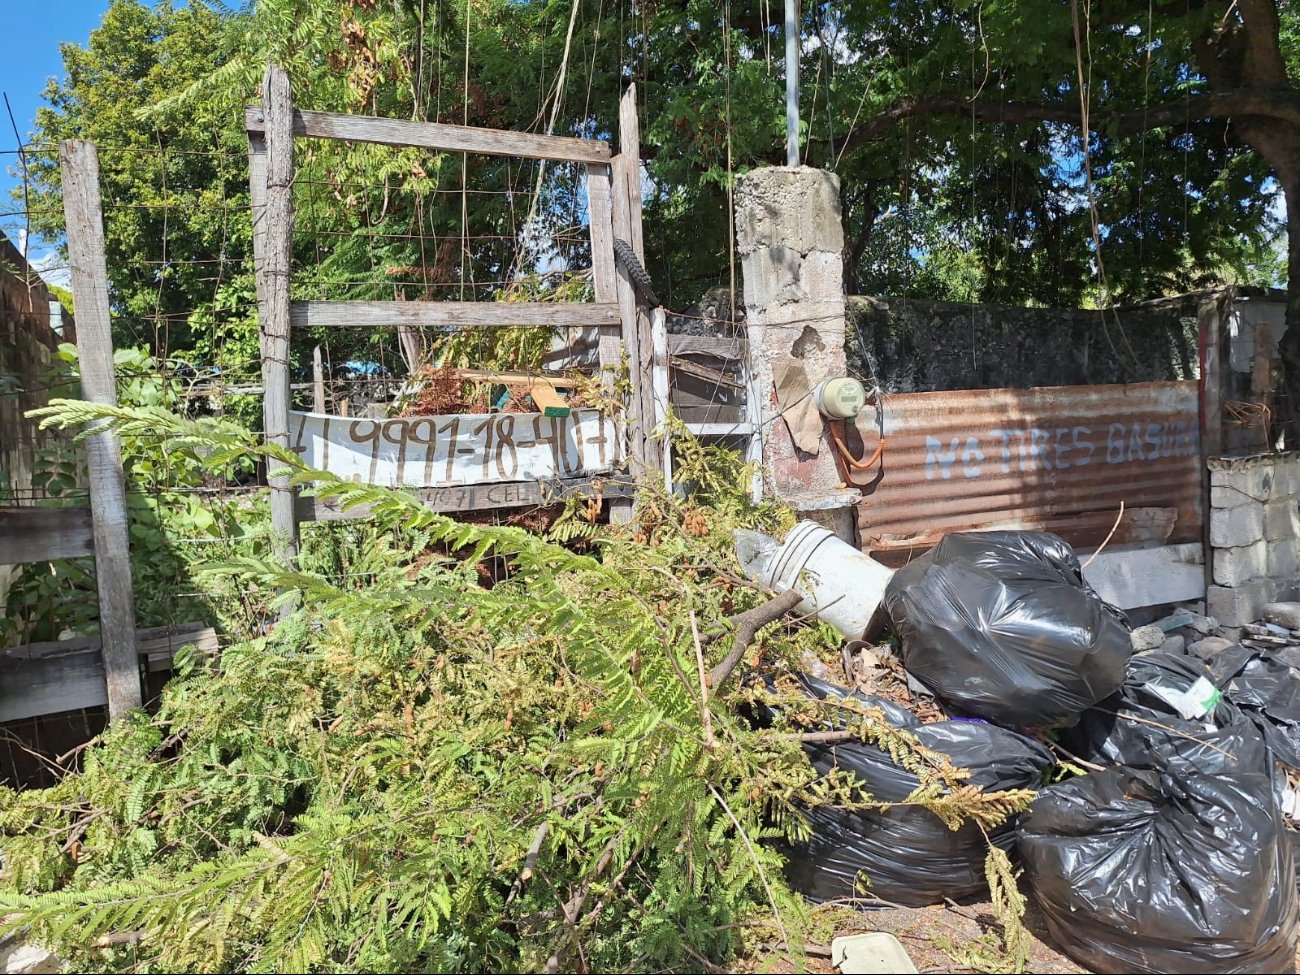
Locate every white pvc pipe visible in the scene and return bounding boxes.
[785,0,800,167]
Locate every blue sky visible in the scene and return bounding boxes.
[1,1,112,277]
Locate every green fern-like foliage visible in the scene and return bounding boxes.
[2,401,1036,973]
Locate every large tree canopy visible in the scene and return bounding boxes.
[18,0,1295,406]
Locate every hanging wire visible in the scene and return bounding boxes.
[1138,0,1154,278]
[1070,0,1142,370]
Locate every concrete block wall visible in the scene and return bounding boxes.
[1207,452,1300,625]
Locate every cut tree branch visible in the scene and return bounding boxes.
[836,88,1300,156]
[706,588,804,691]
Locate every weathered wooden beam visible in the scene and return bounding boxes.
[252,65,299,568]
[586,163,621,392]
[0,624,219,724]
[312,345,326,413]
[457,368,579,387]
[289,300,619,329]
[294,476,637,522]
[245,106,611,163]
[683,422,756,437]
[0,507,94,564]
[59,139,142,722]
[669,356,743,390]
[613,85,663,484]
[611,101,647,492]
[652,308,672,487]
[667,334,747,359]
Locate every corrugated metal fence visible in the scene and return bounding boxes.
[846,381,1202,563]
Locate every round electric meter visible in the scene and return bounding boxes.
[813,377,867,420]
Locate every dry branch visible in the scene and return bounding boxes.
[706,589,804,691]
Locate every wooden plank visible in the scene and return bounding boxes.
[675,405,746,424]
[312,345,326,413]
[684,422,755,437]
[0,624,218,723]
[524,380,570,415]
[1199,294,1225,457]
[669,385,741,410]
[668,334,747,359]
[458,368,579,387]
[0,507,94,564]
[670,356,743,390]
[294,476,637,522]
[290,299,619,329]
[58,139,141,722]
[255,65,299,567]
[652,307,672,487]
[586,163,621,391]
[246,106,611,163]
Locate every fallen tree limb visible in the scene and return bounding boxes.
[706,589,804,691]
[506,821,550,905]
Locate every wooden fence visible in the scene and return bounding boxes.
[1,143,218,733]
[244,65,670,547]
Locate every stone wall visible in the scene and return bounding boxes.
[1207,452,1300,625]
[847,294,1201,392]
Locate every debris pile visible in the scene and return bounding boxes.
[750,526,1300,975]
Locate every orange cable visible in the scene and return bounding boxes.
[829,419,885,471]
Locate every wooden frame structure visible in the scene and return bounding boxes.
[246,65,662,548]
[0,141,143,723]
[0,141,217,726]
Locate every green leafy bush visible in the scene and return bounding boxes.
[1,403,1033,972]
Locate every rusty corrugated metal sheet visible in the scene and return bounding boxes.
[846,381,1203,562]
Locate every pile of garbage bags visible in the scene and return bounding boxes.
[769,530,1300,975]
[780,675,1053,907]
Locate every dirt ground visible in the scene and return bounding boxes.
[750,898,1300,974]
[744,899,1087,974]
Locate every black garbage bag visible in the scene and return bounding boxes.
[781,676,1054,907]
[1019,764,1298,974]
[1065,651,1273,775]
[883,531,1131,728]
[1191,641,1300,769]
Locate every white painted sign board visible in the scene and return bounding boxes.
[289,409,622,488]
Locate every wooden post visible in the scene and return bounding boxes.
[249,64,298,563]
[651,307,672,489]
[59,139,142,721]
[1197,291,1225,603]
[610,172,645,472]
[743,347,765,501]
[1198,294,1225,458]
[312,345,326,413]
[397,325,422,375]
[610,84,664,486]
[620,92,664,481]
[586,162,620,390]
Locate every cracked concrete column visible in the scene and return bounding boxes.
[736,166,854,521]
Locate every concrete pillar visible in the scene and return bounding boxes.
[735,166,857,519]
